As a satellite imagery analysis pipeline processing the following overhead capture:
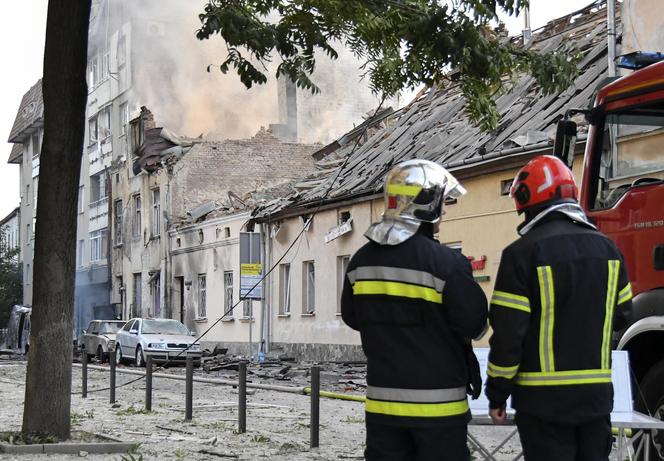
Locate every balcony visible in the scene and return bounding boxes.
[88,138,113,176]
[89,197,109,231]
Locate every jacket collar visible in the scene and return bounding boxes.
[517,203,596,236]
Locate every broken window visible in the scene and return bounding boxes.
[88,56,99,87]
[302,261,315,314]
[337,255,350,313]
[90,229,108,262]
[224,271,233,317]
[198,274,207,318]
[114,199,123,245]
[279,263,291,315]
[152,188,160,237]
[133,194,141,238]
[89,173,108,204]
[101,51,110,82]
[99,106,112,140]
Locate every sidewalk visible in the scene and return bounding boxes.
[0,360,522,460]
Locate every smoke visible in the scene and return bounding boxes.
[103,0,390,143]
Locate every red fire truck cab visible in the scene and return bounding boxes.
[556,54,664,459]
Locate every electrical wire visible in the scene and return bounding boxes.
[81,94,388,395]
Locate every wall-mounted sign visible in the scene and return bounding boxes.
[240,232,263,299]
[467,255,487,271]
[324,217,353,243]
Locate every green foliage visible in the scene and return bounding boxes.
[197,0,580,130]
[70,410,95,427]
[0,227,22,328]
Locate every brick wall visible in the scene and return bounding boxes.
[170,128,319,219]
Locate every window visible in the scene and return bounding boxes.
[90,229,108,262]
[31,133,41,158]
[89,116,98,144]
[133,273,142,318]
[133,195,141,237]
[243,299,252,318]
[122,319,134,332]
[120,102,128,136]
[337,255,350,313]
[224,271,233,317]
[26,223,31,243]
[114,200,123,244]
[302,261,315,314]
[151,272,161,317]
[500,179,513,196]
[117,35,126,67]
[152,189,160,236]
[89,173,108,204]
[101,50,110,81]
[224,227,231,238]
[88,56,99,87]
[77,239,85,267]
[198,274,207,318]
[78,185,85,213]
[279,264,291,315]
[99,106,112,140]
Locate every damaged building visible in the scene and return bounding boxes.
[110,107,320,345]
[249,1,638,361]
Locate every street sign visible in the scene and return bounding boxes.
[240,232,262,299]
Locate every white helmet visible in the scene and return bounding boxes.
[365,159,466,245]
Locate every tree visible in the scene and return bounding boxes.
[0,230,22,328]
[22,0,91,440]
[196,0,578,130]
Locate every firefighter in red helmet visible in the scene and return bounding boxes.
[485,155,633,460]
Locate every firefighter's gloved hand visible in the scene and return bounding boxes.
[465,343,482,400]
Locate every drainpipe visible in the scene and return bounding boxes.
[607,0,617,77]
[523,6,532,45]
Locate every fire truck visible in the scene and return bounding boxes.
[555,52,664,460]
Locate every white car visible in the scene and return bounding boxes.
[114,318,202,367]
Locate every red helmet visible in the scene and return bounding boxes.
[510,155,578,214]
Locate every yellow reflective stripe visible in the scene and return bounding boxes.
[353,280,443,303]
[617,283,633,305]
[491,290,531,313]
[487,361,519,379]
[515,369,612,386]
[386,183,422,197]
[602,260,620,370]
[365,398,469,418]
[537,266,555,372]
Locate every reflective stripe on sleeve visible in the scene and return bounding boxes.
[487,361,519,379]
[346,266,445,292]
[515,369,612,386]
[617,283,633,305]
[353,280,443,303]
[602,260,620,370]
[537,266,555,373]
[366,385,467,403]
[386,183,422,197]
[365,398,469,418]
[491,291,531,313]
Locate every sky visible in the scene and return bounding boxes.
[0,0,596,220]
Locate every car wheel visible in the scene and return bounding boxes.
[635,359,664,460]
[135,346,145,368]
[116,344,124,365]
[96,345,106,364]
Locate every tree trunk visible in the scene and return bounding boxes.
[22,0,91,440]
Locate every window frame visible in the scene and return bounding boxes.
[279,263,291,315]
[302,260,316,315]
[198,273,207,318]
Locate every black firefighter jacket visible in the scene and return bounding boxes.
[485,213,633,422]
[341,227,488,428]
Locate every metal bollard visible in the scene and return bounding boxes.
[185,356,194,421]
[310,365,320,448]
[145,355,153,411]
[238,360,247,433]
[109,348,117,404]
[81,345,88,398]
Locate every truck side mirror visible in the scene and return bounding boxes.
[553,120,577,169]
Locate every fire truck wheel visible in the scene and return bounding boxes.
[638,360,664,460]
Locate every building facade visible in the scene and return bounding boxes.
[0,207,21,259]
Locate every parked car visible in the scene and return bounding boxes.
[79,320,126,363]
[114,318,202,367]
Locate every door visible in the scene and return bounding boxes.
[174,276,185,324]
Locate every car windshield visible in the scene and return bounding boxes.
[99,322,124,334]
[142,319,189,335]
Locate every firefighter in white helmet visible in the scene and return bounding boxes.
[341,159,488,460]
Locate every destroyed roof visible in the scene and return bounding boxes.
[133,127,200,175]
[253,0,615,221]
[7,79,43,144]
